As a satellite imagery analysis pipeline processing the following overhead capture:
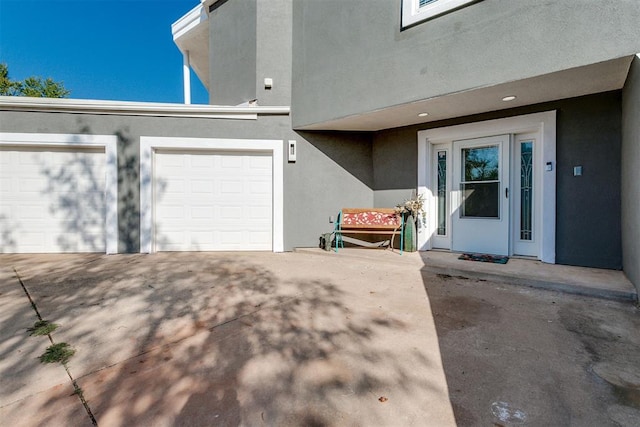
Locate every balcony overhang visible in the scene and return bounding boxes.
[296,56,635,132]
[172,2,210,90]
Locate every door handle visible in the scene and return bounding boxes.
[505,187,509,199]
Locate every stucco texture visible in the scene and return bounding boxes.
[0,111,372,252]
[622,55,640,292]
[292,0,640,128]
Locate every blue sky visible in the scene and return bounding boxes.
[0,0,208,104]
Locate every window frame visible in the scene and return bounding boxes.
[402,0,479,28]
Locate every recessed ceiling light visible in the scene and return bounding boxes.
[418,112,429,117]
[502,95,517,102]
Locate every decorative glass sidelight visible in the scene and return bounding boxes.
[437,151,447,235]
[520,141,533,240]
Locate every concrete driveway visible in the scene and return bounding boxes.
[1,250,639,426]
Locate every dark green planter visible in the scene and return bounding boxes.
[403,214,417,252]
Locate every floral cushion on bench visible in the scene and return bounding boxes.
[341,211,400,226]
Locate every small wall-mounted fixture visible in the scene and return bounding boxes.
[573,165,583,176]
[264,78,273,89]
[502,95,517,102]
[288,140,297,162]
[418,112,429,117]
[546,162,553,171]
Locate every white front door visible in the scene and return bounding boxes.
[418,111,556,262]
[451,135,510,255]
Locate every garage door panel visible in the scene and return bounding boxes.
[190,231,215,245]
[162,178,186,194]
[249,155,271,169]
[0,147,106,253]
[219,231,243,245]
[249,206,271,220]
[220,156,242,169]
[19,231,46,246]
[155,152,184,167]
[156,204,185,219]
[190,155,214,168]
[13,203,49,219]
[190,206,214,219]
[17,151,41,166]
[220,206,242,219]
[220,180,242,194]
[18,177,46,193]
[249,231,271,245]
[191,180,215,194]
[249,180,271,195]
[0,177,12,192]
[154,151,272,251]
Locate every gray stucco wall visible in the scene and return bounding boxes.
[372,127,419,208]
[369,91,623,270]
[291,0,640,128]
[622,55,640,292]
[209,0,257,105]
[287,130,373,249]
[0,90,625,267]
[255,0,292,106]
[555,92,622,270]
[209,0,292,107]
[0,110,372,252]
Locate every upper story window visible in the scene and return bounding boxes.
[402,0,478,28]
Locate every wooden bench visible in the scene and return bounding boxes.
[334,208,404,254]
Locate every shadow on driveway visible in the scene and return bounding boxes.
[1,252,454,426]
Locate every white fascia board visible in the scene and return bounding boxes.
[171,3,207,42]
[0,96,290,119]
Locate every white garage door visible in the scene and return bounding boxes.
[153,150,273,251]
[0,146,106,253]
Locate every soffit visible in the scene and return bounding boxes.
[296,56,634,132]
[172,3,210,90]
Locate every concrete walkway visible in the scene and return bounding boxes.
[298,248,637,302]
[421,250,637,302]
[1,251,639,426]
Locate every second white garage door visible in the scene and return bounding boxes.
[153,150,273,251]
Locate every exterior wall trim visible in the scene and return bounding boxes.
[0,132,119,254]
[402,0,479,28]
[171,3,207,41]
[0,96,290,120]
[417,110,557,263]
[139,136,284,253]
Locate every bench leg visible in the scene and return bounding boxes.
[400,218,404,255]
[334,231,344,252]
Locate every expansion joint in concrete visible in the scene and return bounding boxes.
[13,267,98,426]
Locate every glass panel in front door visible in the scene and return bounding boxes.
[460,145,500,219]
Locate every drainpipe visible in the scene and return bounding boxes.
[183,50,191,105]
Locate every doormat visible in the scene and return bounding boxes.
[458,253,509,264]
